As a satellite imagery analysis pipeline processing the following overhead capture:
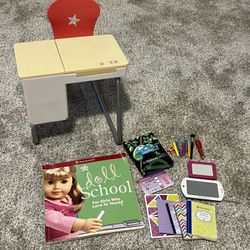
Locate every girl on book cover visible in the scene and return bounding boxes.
[43,166,102,242]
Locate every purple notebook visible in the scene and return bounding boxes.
[157,199,175,234]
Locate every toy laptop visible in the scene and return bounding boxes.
[123,133,174,176]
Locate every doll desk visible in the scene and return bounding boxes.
[14,35,128,144]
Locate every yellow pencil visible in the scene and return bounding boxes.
[172,142,179,157]
[187,142,191,158]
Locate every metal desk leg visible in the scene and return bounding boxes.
[116,78,122,144]
[92,78,123,145]
[31,124,39,145]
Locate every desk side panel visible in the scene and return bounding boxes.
[22,75,69,124]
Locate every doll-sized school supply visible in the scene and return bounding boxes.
[42,153,144,244]
[157,200,175,234]
[157,200,181,235]
[181,177,224,201]
[137,171,174,194]
[173,202,196,240]
[182,143,186,156]
[188,160,217,180]
[195,139,205,159]
[167,202,182,234]
[144,194,180,238]
[187,142,191,158]
[168,136,205,160]
[190,134,196,159]
[172,142,179,157]
[176,141,182,157]
[169,138,190,158]
[123,133,174,176]
[187,200,217,241]
[184,138,188,152]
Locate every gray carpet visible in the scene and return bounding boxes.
[0,0,249,249]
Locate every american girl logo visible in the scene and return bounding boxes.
[80,164,132,199]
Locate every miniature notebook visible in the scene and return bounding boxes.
[167,202,182,235]
[42,153,144,244]
[123,132,174,176]
[191,201,217,241]
[186,200,217,241]
[173,202,194,240]
[144,194,180,238]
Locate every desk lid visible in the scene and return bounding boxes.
[55,35,128,75]
[14,40,65,79]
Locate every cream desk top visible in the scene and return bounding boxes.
[14,39,65,79]
[14,35,129,79]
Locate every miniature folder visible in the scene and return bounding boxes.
[144,194,180,238]
[157,200,175,234]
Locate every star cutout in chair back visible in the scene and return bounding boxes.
[48,0,100,39]
[68,14,80,26]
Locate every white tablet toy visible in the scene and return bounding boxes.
[181,177,224,201]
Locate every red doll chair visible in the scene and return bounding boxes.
[47,0,100,39]
[46,0,124,145]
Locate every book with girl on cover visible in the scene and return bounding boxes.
[42,153,144,243]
